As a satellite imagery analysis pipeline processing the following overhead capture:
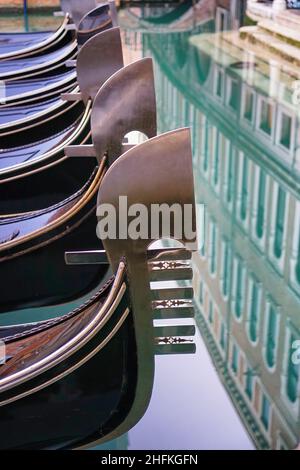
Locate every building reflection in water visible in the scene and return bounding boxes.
[120,0,300,450]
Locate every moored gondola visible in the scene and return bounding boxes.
[0,10,119,129]
[0,57,156,312]
[0,0,106,61]
[0,128,197,450]
[0,40,77,83]
[0,27,124,165]
[0,69,77,108]
[76,2,118,45]
[0,56,155,196]
[0,1,117,107]
[0,162,108,313]
[0,28,123,136]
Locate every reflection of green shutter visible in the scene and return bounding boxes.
[199,281,204,304]
[240,157,248,221]
[256,171,266,239]
[235,259,243,319]
[249,282,259,342]
[216,71,223,97]
[244,91,253,122]
[261,395,270,430]
[286,333,299,404]
[274,187,286,259]
[229,80,239,111]
[266,306,277,368]
[280,114,292,150]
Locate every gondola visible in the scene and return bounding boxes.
[0,57,156,312]
[0,14,71,61]
[0,1,117,72]
[0,74,77,126]
[0,40,77,82]
[0,127,197,450]
[0,0,104,61]
[76,2,118,46]
[0,28,124,168]
[0,38,152,187]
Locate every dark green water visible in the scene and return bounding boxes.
[1,2,300,450]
